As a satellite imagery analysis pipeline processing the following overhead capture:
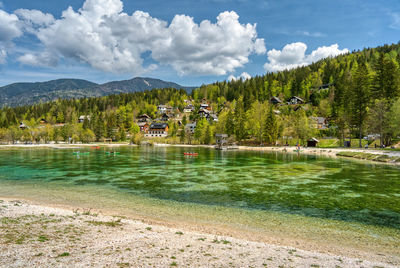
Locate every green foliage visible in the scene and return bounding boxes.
[1,43,400,146]
[263,108,279,145]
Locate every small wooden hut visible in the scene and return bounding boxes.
[307,138,319,147]
[215,134,228,150]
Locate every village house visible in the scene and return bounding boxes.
[138,122,150,133]
[183,104,195,113]
[78,115,90,123]
[157,104,173,114]
[198,108,209,118]
[137,114,152,123]
[310,116,328,129]
[137,114,152,132]
[185,122,196,134]
[145,123,169,138]
[160,113,171,122]
[198,109,218,122]
[270,96,282,105]
[287,96,304,105]
[201,103,214,111]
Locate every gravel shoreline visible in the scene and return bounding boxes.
[0,198,397,267]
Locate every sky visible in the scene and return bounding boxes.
[0,0,399,87]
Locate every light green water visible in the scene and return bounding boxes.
[0,147,400,229]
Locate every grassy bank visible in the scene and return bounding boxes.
[336,151,400,163]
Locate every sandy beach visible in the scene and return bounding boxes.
[0,198,396,268]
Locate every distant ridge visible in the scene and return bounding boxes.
[0,77,196,107]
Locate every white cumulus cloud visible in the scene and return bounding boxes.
[264,42,349,72]
[15,9,55,33]
[227,72,251,81]
[18,0,265,76]
[0,9,23,63]
[0,9,22,43]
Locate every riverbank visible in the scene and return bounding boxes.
[0,198,396,267]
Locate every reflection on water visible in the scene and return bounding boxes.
[0,147,400,228]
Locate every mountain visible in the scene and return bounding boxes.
[0,77,196,107]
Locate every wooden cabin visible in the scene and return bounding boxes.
[307,138,319,147]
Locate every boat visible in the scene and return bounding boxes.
[184,152,198,156]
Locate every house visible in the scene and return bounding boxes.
[270,96,282,105]
[138,122,150,133]
[198,109,218,121]
[161,113,171,122]
[137,114,151,123]
[145,123,169,138]
[19,122,27,129]
[287,96,304,105]
[200,103,210,110]
[185,122,196,134]
[39,118,48,124]
[78,115,90,123]
[307,137,319,147]
[310,117,328,129]
[183,104,195,113]
[157,105,173,114]
[198,108,210,118]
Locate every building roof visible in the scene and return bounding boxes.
[138,114,151,119]
[158,104,172,109]
[79,115,90,120]
[308,137,319,142]
[311,116,326,124]
[150,123,168,129]
[270,96,282,103]
[198,108,210,114]
[184,104,195,109]
[185,122,196,128]
[289,96,304,102]
[138,122,149,127]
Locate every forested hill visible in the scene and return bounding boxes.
[0,77,196,107]
[0,42,399,147]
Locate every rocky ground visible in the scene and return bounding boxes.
[0,199,395,268]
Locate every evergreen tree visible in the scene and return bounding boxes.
[225,110,234,136]
[263,108,278,145]
[350,62,371,147]
[234,97,246,141]
[204,125,212,144]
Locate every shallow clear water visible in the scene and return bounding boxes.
[1,147,400,229]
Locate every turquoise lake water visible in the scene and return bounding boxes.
[0,147,400,229]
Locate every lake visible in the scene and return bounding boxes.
[0,146,399,230]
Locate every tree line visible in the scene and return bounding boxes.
[0,42,400,146]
